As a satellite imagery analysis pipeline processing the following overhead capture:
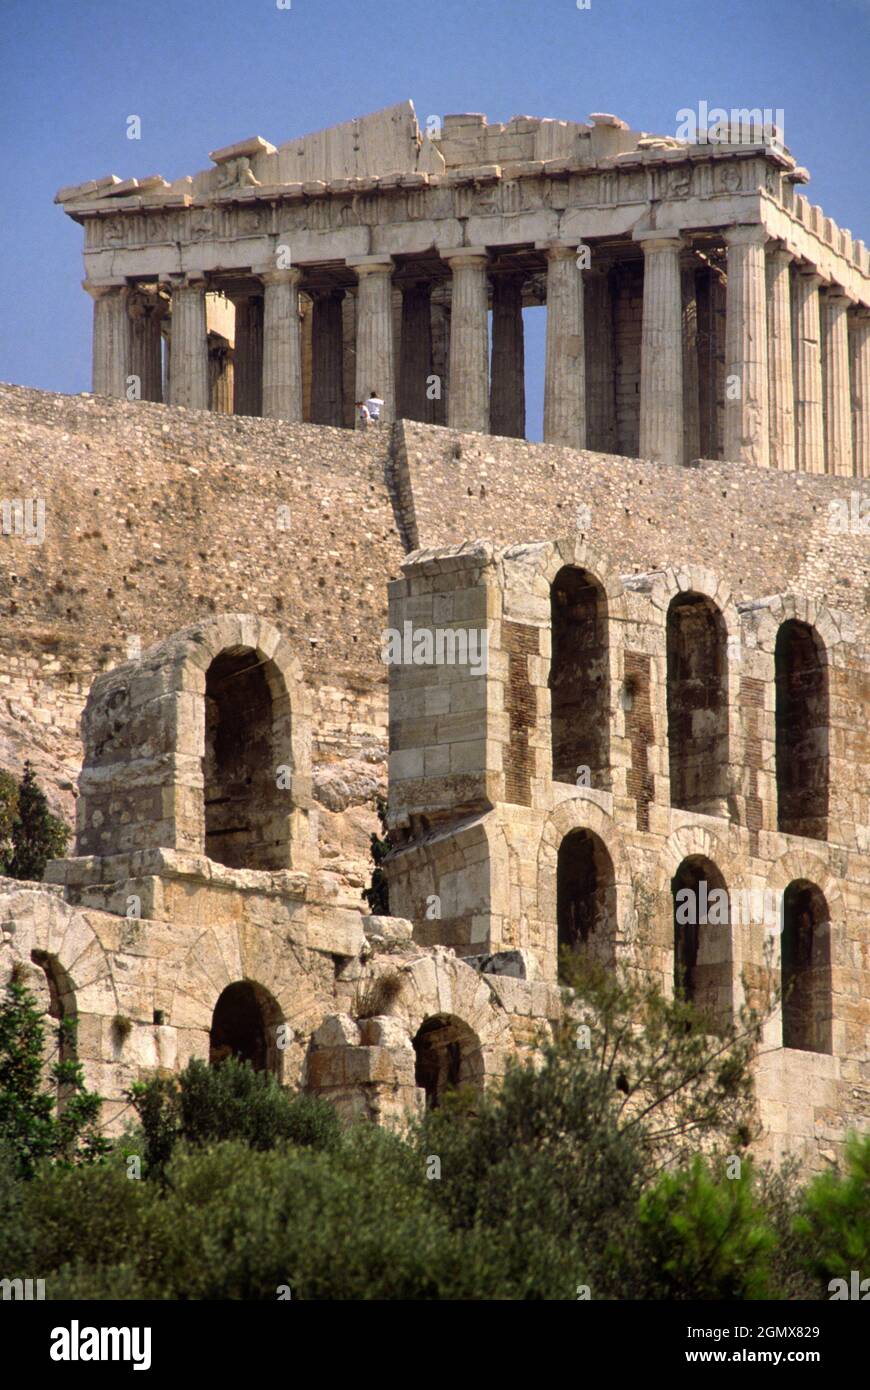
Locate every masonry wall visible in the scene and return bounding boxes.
[2,380,870,905]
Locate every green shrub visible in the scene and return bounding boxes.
[127,1057,341,1175]
[0,762,69,881]
[0,971,108,1178]
[631,1156,778,1300]
[793,1132,870,1295]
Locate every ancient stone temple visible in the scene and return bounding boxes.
[0,102,867,1177]
[58,101,870,468]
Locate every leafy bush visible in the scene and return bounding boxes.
[0,970,108,1178]
[630,1157,778,1300]
[127,1057,341,1174]
[0,762,69,882]
[792,1132,870,1295]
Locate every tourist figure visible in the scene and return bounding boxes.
[356,399,371,429]
[365,388,384,424]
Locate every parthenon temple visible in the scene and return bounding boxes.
[58,100,870,469]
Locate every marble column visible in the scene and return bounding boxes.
[489,272,525,439]
[583,264,616,454]
[398,281,435,424]
[765,245,795,470]
[430,290,451,427]
[233,291,264,417]
[849,308,870,478]
[350,257,396,426]
[261,269,303,422]
[309,288,345,426]
[723,225,769,468]
[84,280,130,399]
[127,289,164,403]
[821,289,854,476]
[209,339,234,414]
[793,268,825,473]
[542,244,585,448]
[168,276,209,410]
[637,234,683,465]
[443,249,489,433]
[680,258,701,464]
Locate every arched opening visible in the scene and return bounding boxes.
[209,980,283,1076]
[412,1014,484,1110]
[781,880,832,1054]
[29,950,77,1104]
[204,645,292,870]
[666,592,730,815]
[549,566,610,786]
[556,827,617,981]
[775,622,829,839]
[670,856,732,1028]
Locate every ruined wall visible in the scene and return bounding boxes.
[1,380,869,903]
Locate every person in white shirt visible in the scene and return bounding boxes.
[364,389,384,423]
[356,400,371,429]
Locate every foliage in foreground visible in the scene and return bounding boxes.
[0,970,109,1179]
[0,762,69,881]
[0,959,867,1299]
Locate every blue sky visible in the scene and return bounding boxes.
[2,0,868,439]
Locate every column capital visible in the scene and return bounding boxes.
[535,240,581,261]
[346,255,394,276]
[724,223,768,247]
[82,278,126,300]
[257,267,303,288]
[441,246,489,266]
[823,285,853,306]
[765,239,794,266]
[795,263,825,287]
[635,231,685,253]
[165,272,208,290]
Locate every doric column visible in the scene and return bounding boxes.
[680,256,701,464]
[209,338,234,413]
[583,263,616,453]
[430,290,450,426]
[84,280,130,398]
[765,245,795,470]
[443,249,490,433]
[257,269,303,422]
[637,234,683,465]
[309,287,345,426]
[127,289,165,403]
[849,308,870,478]
[398,281,435,424]
[232,290,264,417]
[489,272,525,438]
[542,243,585,448]
[349,256,396,425]
[167,276,209,410]
[793,268,825,473]
[822,289,854,476]
[723,225,769,468]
